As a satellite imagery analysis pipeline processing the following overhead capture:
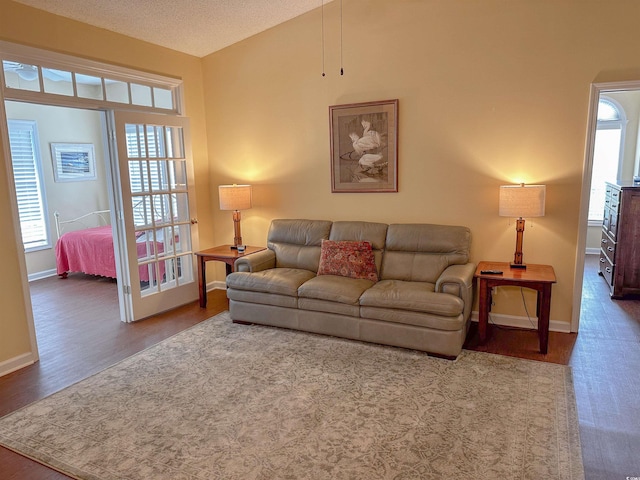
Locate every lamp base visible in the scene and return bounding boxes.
[510,262,527,269]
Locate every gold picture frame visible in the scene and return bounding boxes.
[329,99,398,193]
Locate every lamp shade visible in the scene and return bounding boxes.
[219,184,252,211]
[499,184,546,218]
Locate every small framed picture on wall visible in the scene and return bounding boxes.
[51,143,96,182]
[329,99,398,193]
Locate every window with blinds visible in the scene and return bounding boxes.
[8,119,50,251]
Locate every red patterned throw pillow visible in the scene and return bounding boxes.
[317,240,379,281]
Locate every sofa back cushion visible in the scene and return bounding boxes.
[267,219,333,272]
[329,221,388,272]
[381,224,471,283]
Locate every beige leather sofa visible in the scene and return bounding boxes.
[226,219,475,358]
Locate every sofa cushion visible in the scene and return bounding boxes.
[227,289,298,309]
[299,274,375,304]
[226,268,316,297]
[329,221,388,250]
[267,219,332,272]
[317,240,378,281]
[359,279,464,317]
[298,298,360,317]
[329,221,387,272]
[381,224,471,283]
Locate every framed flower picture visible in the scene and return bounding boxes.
[329,99,398,193]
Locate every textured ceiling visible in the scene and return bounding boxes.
[12,0,326,57]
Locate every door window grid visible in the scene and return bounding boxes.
[125,123,192,295]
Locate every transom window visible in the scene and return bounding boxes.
[0,40,183,115]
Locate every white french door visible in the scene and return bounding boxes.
[112,111,198,321]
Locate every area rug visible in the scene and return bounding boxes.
[0,311,584,480]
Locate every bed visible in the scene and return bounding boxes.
[54,210,165,281]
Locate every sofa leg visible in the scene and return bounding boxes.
[427,352,458,361]
[232,319,253,325]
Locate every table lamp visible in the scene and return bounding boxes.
[499,183,546,269]
[218,184,252,249]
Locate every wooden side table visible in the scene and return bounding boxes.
[195,245,266,308]
[474,261,557,354]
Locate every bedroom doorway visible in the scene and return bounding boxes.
[1,41,200,368]
[575,80,640,330]
[4,99,200,323]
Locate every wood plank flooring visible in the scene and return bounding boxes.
[1,256,639,479]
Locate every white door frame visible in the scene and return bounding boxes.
[572,79,640,332]
[0,96,40,368]
[0,41,190,364]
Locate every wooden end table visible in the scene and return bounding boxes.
[195,245,266,308]
[474,261,557,354]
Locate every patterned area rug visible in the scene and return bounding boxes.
[0,312,584,479]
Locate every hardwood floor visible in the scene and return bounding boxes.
[569,256,640,480]
[1,257,639,479]
[467,255,640,479]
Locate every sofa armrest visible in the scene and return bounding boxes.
[233,249,276,273]
[436,263,476,320]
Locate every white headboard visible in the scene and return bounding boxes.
[54,210,111,239]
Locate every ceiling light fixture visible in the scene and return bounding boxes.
[15,65,39,82]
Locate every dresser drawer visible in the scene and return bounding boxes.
[599,250,614,287]
[601,182,640,298]
[608,186,621,240]
[600,230,616,264]
[603,205,611,231]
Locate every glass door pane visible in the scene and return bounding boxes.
[114,111,198,321]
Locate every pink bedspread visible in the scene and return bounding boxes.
[56,226,164,281]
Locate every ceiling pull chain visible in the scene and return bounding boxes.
[321,0,326,77]
[340,0,344,75]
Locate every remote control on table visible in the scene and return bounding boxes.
[480,270,503,274]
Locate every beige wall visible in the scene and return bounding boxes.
[0,0,211,370]
[202,0,640,326]
[4,0,640,371]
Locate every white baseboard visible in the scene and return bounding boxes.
[28,268,57,282]
[470,311,571,333]
[208,280,227,291]
[0,352,37,378]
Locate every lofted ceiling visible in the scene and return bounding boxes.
[12,0,327,58]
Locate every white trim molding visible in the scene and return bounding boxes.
[0,351,37,378]
[28,268,58,282]
[470,311,572,334]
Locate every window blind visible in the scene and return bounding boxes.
[8,119,49,250]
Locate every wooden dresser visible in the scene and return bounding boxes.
[598,181,640,298]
